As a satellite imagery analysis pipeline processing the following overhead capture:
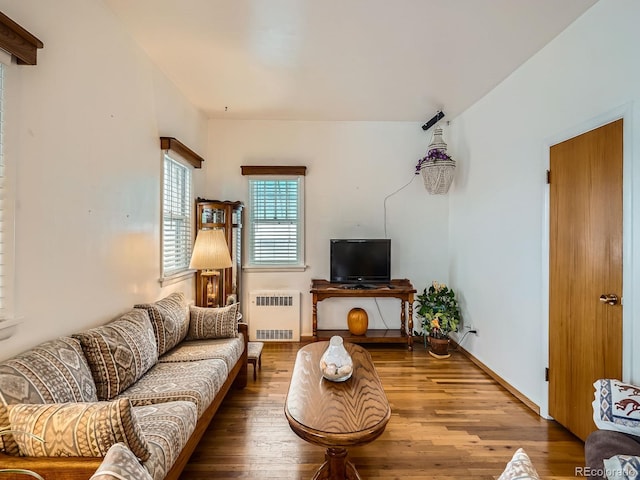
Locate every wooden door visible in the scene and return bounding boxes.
[549,119,623,441]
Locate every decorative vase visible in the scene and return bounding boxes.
[320,336,353,382]
[347,307,368,335]
[420,126,456,195]
[428,336,450,358]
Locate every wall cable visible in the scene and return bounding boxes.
[383,174,418,238]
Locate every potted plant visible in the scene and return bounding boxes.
[414,281,461,357]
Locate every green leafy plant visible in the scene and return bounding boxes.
[414,281,461,339]
[0,426,45,479]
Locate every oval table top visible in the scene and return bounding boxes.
[284,341,391,448]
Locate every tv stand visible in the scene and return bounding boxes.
[339,283,376,290]
[311,279,416,350]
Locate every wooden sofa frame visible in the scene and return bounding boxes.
[0,323,249,480]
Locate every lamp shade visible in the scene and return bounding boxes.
[189,229,233,270]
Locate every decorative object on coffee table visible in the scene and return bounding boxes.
[347,307,368,335]
[414,281,461,359]
[320,336,353,382]
[415,125,456,195]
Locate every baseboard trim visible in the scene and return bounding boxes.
[450,339,540,416]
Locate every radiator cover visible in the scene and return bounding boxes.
[248,290,301,341]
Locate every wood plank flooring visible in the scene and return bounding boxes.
[180,343,584,479]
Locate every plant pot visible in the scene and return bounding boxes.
[420,160,456,194]
[428,336,450,357]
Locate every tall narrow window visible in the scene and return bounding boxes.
[162,154,193,278]
[247,176,304,267]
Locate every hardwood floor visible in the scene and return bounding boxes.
[180,343,584,479]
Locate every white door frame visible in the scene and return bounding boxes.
[539,102,634,419]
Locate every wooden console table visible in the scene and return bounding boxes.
[311,279,416,351]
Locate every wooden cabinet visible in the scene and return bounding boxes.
[195,198,243,309]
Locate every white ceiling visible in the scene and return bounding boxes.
[103,0,598,122]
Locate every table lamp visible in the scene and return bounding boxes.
[189,229,233,307]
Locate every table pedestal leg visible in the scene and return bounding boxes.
[311,448,362,480]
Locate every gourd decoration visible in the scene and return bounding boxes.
[347,307,368,336]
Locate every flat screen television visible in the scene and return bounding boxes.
[330,239,391,286]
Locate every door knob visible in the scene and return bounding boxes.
[599,294,619,306]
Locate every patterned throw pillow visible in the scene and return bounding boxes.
[498,448,540,480]
[603,454,640,480]
[187,303,240,340]
[0,404,19,456]
[89,443,153,480]
[134,292,190,356]
[74,309,158,400]
[8,398,150,461]
[0,336,98,404]
[593,379,640,436]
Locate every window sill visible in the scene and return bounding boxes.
[243,265,308,273]
[0,318,21,341]
[159,270,195,287]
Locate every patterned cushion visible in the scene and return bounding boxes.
[603,454,640,480]
[74,310,158,400]
[8,398,150,460]
[498,448,540,480]
[594,379,640,436]
[0,336,98,404]
[159,336,244,372]
[90,443,153,480]
[134,292,189,356]
[0,404,19,455]
[187,303,240,340]
[116,359,227,417]
[134,401,198,480]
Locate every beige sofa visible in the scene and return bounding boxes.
[0,292,248,480]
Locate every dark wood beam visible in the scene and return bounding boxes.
[241,165,307,176]
[160,137,204,169]
[0,11,44,65]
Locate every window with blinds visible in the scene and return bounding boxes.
[162,154,193,277]
[248,177,304,266]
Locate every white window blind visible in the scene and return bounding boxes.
[162,154,192,277]
[248,177,303,266]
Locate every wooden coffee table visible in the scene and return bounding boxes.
[285,341,391,480]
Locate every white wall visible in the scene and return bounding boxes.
[204,120,450,336]
[0,0,208,359]
[447,0,640,413]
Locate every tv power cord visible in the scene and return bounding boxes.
[450,330,478,351]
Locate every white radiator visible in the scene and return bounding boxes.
[248,290,301,341]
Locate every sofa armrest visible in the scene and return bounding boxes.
[585,430,640,479]
[0,452,101,480]
[234,322,249,389]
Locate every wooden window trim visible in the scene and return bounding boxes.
[0,12,44,65]
[160,137,204,169]
[241,166,307,176]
